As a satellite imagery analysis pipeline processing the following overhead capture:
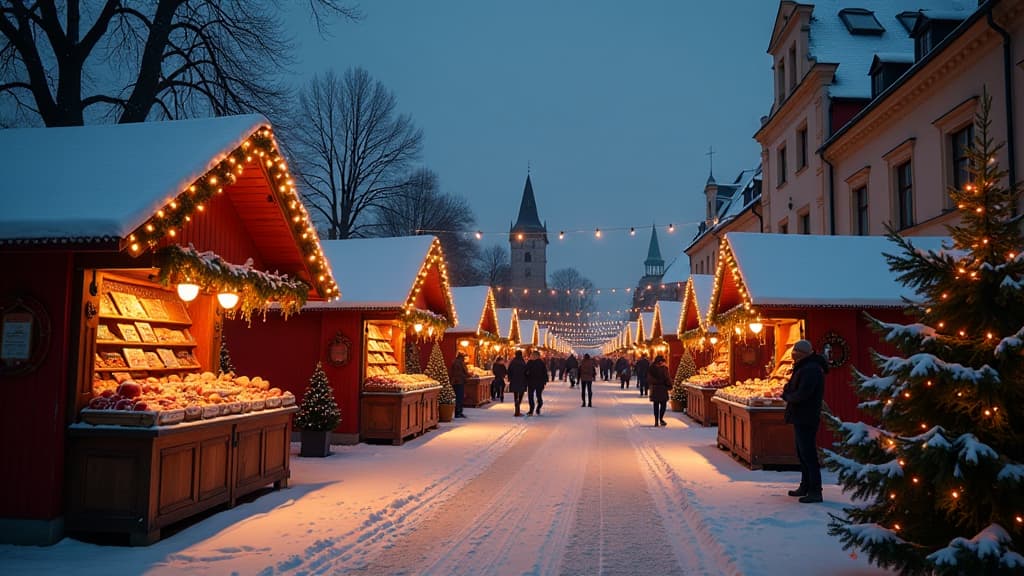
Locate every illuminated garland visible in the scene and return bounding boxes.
[156,244,309,322]
[402,308,452,341]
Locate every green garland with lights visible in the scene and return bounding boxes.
[155,243,309,322]
[403,308,452,341]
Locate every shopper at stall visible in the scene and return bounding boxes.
[525,350,549,415]
[508,351,528,417]
[565,353,579,388]
[781,339,828,503]
[634,354,651,396]
[647,355,671,426]
[491,356,507,402]
[578,353,597,407]
[450,352,470,419]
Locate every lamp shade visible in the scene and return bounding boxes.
[217,292,239,309]
[177,283,200,302]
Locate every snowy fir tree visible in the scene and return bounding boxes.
[425,341,455,405]
[219,334,235,376]
[672,350,697,403]
[404,340,422,374]
[823,92,1024,575]
[294,362,341,432]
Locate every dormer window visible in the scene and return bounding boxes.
[839,9,884,36]
[869,54,913,98]
[912,14,964,60]
[897,11,920,34]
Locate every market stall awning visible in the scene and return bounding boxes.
[655,300,682,338]
[678,275,714,335]
[447,286,499,336]
[496,307,520,345]
[710,232,950,325]
[0,115,338,301]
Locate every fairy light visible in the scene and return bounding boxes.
[559,230,565,240]
[595,228,602,238]
[893,523,901,531]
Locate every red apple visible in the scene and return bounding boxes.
[100,390,115,398]
[133,402,149,411]
[114,399,134,410]
[117,381,142,399]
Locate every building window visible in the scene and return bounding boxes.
[797,126,808,170]
[776,59,786,102]
[788,45,797,89]
[951,124,975,194]
[839,8,884,35]
[799,211,810,234]
[854,186,869,235]
[524,252,532,263]
[777,144,787,186]
[896,160,914,229]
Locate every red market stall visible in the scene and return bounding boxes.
[0,116,338,545]
[678,274,727,426]
[707,232,947,468]
[496,307,521,350]
[444,286,500,407]
[227,235,456,446]
[655,300,683,376]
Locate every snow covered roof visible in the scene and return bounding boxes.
[687,166,762,250]
[518,319,538,346]
[659,256,690,285]
[679,274,715,335]
[656,301,682,337]
[640,312,655,341]
[0,115,266,242]
[714,232,950,312]
[496,308,520,342]
[304,236,454,320]
[447,286,496,334]
[806,1,971,100]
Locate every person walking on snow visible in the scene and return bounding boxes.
[525,350,548,415]
[647,355,671,426]
[491,356,507,402]
[450,352,469,418]
[634,354,651,396]
[615,356,630,389]
[565,353,579,388]
[781,339,828,503]
[578,353,597,407]
[507,351,528,417]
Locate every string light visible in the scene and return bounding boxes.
[595,228,602,238]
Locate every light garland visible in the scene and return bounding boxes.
[493,281,684,297]
[418,220,699,242]
[402,237,457,332]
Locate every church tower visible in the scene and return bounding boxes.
[509,174,548,297]
[631,225,667,315]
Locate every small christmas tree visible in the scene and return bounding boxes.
[672,350,697,403]
[425,341,454,405]
[294,362,341,431]
[824,92,1024,574]
[219,334,235,376]
[404,340,422,374]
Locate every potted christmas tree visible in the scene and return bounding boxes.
[671,350,696,412]
[295,362,341,457]
[425,342,455,422]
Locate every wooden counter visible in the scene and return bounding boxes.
[463,376,492,408]
[711,397,798,469]
[66,407,296,545]
[683,383,720,426]
[360,387,440,445]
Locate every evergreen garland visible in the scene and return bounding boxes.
[425,342,455,405]
[294,362,341,431]
[672,350,696,403]
[219,333,235,376]
[823,92,1024,575]
[404,340,422,374]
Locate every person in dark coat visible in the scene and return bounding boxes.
[548,355,558,382]
[578,353,597,407]
[491,357,507,402]
[781,339,828,503]
[450,352,470,418]
[565,353,579,387]
[600,356,613,381]
[614,356,630,389]
[647,355,671,426]
[525,350,548,415]
[507,350,528,417]
[634,354,651,396]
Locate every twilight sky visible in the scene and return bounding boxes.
[284,1,777,314]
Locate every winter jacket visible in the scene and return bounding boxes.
[507,356,528,393]
[565,355,579,371]
[492,361,507,383]
[525,358,549,389]
[634,357,651,381]
[614,357,629,376]
[781,353,828,426]
[578,357,597,381]
[449,357,469,386]
[647,363,671,402]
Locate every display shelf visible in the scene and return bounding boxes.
[95,341,196,348]
[94,365,202,373]
[97,314,192,327]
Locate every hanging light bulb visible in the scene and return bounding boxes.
[177,283,200,302]
[749,321,764,334]
[413,323,424,333]
[474,230,483,240]
[217,292,240,309]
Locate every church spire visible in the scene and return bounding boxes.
[510,173,547,242]
[644,225,664,277]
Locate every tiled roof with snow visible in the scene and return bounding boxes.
[447,286,490,333]
[808,1,971,100]
[656,301,682,337]
[0,115,267,242]
[305,236,436,309]
[724,232,950,307]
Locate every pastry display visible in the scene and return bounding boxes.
[363,373,440,393]
[714,377,788,406]
[686,361,731,389]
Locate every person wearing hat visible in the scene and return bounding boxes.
[647,355,671,426]
[450,351,470,418]
[578,353,597,407]
[781,339,828,503]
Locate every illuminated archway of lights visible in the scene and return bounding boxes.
[418,221,699,242]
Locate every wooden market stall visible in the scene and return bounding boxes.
[496,307,521,350]
[707,232,947,469]
[0,116,339,545]
[655,300,683,376]
[678,275,727,426]
[518,319,539,353]
[227,235,456,446]
[444,286,501,407]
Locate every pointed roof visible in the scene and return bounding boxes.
[510,174,547,236]
[496,307,520,344]
[644,226,664,268]
[447,286,499,335]
[640,312,656,341]
[655,300,682,338]
[518,319,539,347]
[678,274,715,336]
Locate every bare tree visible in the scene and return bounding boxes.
[371,167,482,286]
[549,267,597,314]
[0,1,360,127]
[476,243,510,287]
[283,68,422,239]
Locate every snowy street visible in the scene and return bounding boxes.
[1,381,890,575]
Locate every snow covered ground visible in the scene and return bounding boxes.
[0,381,891,575]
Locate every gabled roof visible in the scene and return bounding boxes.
[447,286,499,335]
[679,275,715,335]
[640,312,656,341]
[306,236,455,323]
[709,233,950,322]
[496,307,521,343]
[655,300,682,338]
[518,319,538,347]
[510,174,546,235]
[628,321,638,346]
[538,326,550,348]
[660,254,690,285]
